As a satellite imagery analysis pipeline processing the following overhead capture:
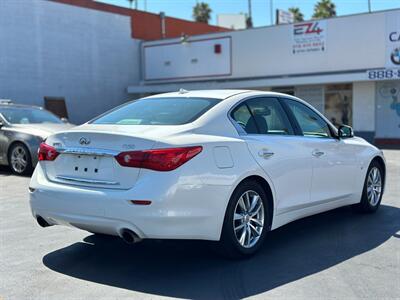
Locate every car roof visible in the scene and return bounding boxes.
[144,89,253,100]
[143,89,301,101]
[0,103,43,110]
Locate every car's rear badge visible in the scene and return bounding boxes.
[79,137,90,145]
[122,144,135,150]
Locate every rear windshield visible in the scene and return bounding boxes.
[91,97,220,125]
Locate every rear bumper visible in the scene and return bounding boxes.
[29,164,231,241]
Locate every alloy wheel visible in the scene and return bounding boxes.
[11,146,28,174]
[233,190,265,248]
[367,167,382,206]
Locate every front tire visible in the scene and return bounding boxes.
[219,180,270,258]
[8,143,33,176]
[356,161,384,213]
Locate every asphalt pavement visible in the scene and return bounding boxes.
[1,150,399,299]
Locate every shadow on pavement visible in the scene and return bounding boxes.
[0,165,32,177]
[43,205,400,299]
[0,165,12,176]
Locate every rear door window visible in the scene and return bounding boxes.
[231,103,258,134]
[246,98,294,135]
[231,98,294,135]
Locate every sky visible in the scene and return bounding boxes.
[97,0,400,27]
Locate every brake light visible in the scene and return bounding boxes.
[38,143,59,161]
[115,146,202,171]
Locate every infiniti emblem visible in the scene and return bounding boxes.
[79,137,90,145]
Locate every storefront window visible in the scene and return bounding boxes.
[324,84,353,128]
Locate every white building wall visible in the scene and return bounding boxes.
[0,0,140,124]
[353,81,376,132]
[142,10,392,83]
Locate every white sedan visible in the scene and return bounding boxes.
[29,90,386,257]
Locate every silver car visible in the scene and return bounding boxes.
[0,100,73,175]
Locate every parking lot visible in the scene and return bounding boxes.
[0,150,399,299]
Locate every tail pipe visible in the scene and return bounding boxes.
[120,229,142,244]
[36,216,52,228]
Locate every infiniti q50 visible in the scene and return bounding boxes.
[29,90,385,257]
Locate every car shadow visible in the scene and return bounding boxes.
[43,205,400,299]
[0,165,12,176]
[0,165,32,177]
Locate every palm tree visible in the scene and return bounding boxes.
[288,7,304,22]
[126,0,137,9]
[312,0,337,19]
[193,2,212,24]
[246,0,253,28]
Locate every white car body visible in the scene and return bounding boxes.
[29,90,385,244]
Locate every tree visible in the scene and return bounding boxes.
[193,2,212,24]
[288,7,304,22]
[312,0,337,19]
[127,0,137,9]
[246,0,253,28]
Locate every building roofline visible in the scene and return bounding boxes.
[48,0,229,32]
[142,7,400,44]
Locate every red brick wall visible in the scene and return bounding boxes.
[49,0,230,40]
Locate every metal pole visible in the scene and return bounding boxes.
[368,0,371,13]
[248,0,252,22]
[270,0,273,25]
[160,12,166,38]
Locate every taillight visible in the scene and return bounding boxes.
[115,146,202,171]
[38,143,59,161]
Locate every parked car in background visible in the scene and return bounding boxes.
[29,90,385,258]
[0,100,74,175]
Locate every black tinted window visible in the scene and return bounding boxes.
[231,103,258,134]
[92,97,220,125]
[231,98,294,135]
[246,98,294,135]
[285,99,332,138]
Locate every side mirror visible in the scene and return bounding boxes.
[338,125,354,139]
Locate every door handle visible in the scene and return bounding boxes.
[258,149,274,159]
[312,150,325,157]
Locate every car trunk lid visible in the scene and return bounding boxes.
[43,130,158,190]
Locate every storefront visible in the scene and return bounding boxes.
[128,9,400,145]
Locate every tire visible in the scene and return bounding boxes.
[8,143,33,176]
[219,180,270,259]
[355,160,384,213]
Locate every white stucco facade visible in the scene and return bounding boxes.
[0,0,398,143]
[129,9,400,143]
[0,0,141,124]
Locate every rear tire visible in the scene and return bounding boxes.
[219,180,270,259]
[355,161,384,213]
[8,143,33,176]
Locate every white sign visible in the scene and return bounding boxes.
[367,68,400,81]
[276,9,294,25]
[386,11,400,68]
[292,20,327,54]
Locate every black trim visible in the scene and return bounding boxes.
[278,98,302,136]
